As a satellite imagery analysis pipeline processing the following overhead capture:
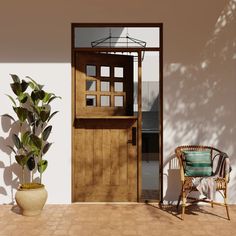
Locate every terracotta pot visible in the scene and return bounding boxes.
[15,186,48,216]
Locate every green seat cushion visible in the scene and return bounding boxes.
[183,150,212,177]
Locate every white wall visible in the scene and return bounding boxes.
[0,0,235,204]
[0,64,71,204]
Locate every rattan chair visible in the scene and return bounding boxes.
[175,145,230,220]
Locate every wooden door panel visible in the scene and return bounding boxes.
[102,129,111,186]
[74,120,137,202]
[85,129,94,185]
[119,129,128,186]
[110,129,120,186]
[94,129,103,185]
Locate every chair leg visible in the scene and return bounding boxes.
[176,194,181,211]
[181,191,186,220]
[211,200,213,208]
[177,185,183,214]
[224,189,230,220]
[225,205,230,220]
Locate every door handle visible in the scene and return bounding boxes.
[128,127,137,146]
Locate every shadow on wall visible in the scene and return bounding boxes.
[163,0,236,203]
[0,113,43,204]
[163,154,181,204]
[0,116,22,204]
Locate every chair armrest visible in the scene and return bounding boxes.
[225,173,229,183]
[179,164,185,182]
[176,151,185,182]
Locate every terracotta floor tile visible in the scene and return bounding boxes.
[53,229,68,235]
[0,204,236,236]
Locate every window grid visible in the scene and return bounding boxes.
[85,64,126,108]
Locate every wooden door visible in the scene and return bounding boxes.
[73,52,137,202]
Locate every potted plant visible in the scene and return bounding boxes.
[3,74,60,216]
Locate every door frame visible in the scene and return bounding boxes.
[71,23,163,203]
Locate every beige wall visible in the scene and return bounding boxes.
[0,0,235,203]
[162,0,236,203]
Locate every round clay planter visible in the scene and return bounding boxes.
[15,186,48,216]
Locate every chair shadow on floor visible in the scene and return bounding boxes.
[145,202,229,221]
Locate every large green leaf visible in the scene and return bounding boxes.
[18,93,28,103]
[13,107,28,122]
[10,74,20,83]
[48,111,59,122]
[47,96,61,104]
[15,155,29,167]
[35,119,41,128]
[25,76,38,89]
[37,160,48,174]
[40,110,50,122]
[28,81,35,89]
[31,105,40,116]
[42,126,52,141]
[29,134,42,149]
[42,143,52,155]
[43,93,53,103]
[27,143,40,156]
[21,80,29,92]
[27,156,35,171]
[37,90,45,100]
[12,134,21,149]
[31,91,39,103]
[10,82,21,96]
[22,131,31,146]
[27,111,34,124]
[32,90,45,101]
[10,79,29,96]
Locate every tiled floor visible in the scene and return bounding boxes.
[0,203,236,236]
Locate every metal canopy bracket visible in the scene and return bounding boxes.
[91,36,146,48]
[91,30,147,61]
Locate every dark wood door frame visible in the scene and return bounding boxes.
[71,23,163,203]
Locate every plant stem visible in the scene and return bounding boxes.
[22,167,25,184]
[39,120,44,184]
[20,122,25,184]
[31,171,34,183]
